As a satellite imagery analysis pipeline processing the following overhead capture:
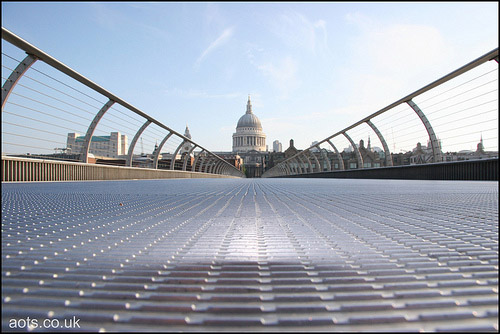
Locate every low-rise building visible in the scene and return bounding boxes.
[67,132,128,159]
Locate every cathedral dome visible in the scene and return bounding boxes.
[236,96,262,130]
[237,113,262,129]
[232,96,266,153]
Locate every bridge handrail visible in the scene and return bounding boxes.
[2,26,244,177]
[263,47,498,178]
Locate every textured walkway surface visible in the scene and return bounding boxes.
[2,178,498,332]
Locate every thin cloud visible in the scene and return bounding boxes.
[257,56,300,99]
[270,11,329,57]
[89,3,124,30]
[194,27,235,69]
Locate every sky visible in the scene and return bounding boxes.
[1,2,498,153]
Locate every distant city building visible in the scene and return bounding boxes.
[214,153,244,171]
[67,132,128,159]
[310,141,320,152]
[267,138,388,172]
[355,139,384,168]
[284,139,299,158]
[273,140,282,153]
[443,136,497,162]
[180,125,193,155]
[232,96,266,153]
[410,141,436,164]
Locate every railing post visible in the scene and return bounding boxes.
[303,153,314,173]
[81,99,115,163]
[326,139,344,170]
[216,159,226,175]
[208,157,216,173]
[153,132,173,169]
[407,99,442,163]
[209,158,220,174]
[291,157,301,174]
[193,150,204,172]
[182,145,197,171]
[2,54,38,109]
[289,157,298,174]
[199,156,208,173]
[208,157,217,174]
[283,161,292,175]
[343,132,363,169]
[216,159,227,175]
[170,140,186,170]
[295,155,307,174]
[366,119,393,167]
[279,164,288,176]
[213,161,222,175]
[219,164,226,176]
[126,120,152,167]
[309,149,321,173]
[321,148,332,171]
[206,156,214,174]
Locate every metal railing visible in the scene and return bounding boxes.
[2,27,244,179]
[263,48,498,178]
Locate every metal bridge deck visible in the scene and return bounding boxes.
[2,179,498,332]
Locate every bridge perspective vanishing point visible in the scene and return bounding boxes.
[1,27,499,332]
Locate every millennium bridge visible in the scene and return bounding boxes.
[2,27,498,332]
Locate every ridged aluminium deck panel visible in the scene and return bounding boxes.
[2,179,498,332]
